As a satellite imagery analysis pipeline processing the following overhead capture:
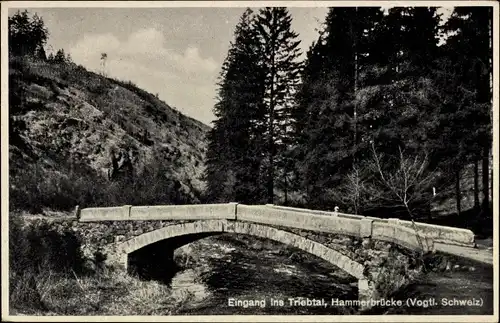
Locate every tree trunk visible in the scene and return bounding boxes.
[480,10,493,217]
[474,160,480,211]
[455,168,461,216]
[491,164,493,211]
[267,128,274,204]
[482,145,489,215]
[352,10,358,162]
[267,35,276,205]
[284,171,288,206]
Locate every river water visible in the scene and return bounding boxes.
[164,234,493,315]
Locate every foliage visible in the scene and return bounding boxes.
[9,150,193,213]
[8,7,494,224]
[255,7,303,204]
[9,216,85,312]
[204,8,267,204]
[204,6,493,220]
[9,10,49,57]
[291,6,492,218]
[442,7,493,213]
[49,48,70,64]
[295,8,385,206]
[205,7,303,205]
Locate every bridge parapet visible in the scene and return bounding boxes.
[239,205,434,253]
[371,221,434,252]
[237,204,363,237]
[387,218,475,247]
[77,202,475,251]
[265,204,474,247]
[79,203,237,222]
[264,204,385,221]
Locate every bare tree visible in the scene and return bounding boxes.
[333,163,368,214]
[100,53,107,76]
[367,142,435,253]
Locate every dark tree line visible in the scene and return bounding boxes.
[9,10,72,64]
[8,10,48,58]
[205,6,493,222]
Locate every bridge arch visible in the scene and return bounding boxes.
[113,219,366,280]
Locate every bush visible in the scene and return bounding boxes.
[9,216,86,313]
[9,216,85,275]
[9,160,109,213]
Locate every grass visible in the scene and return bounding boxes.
[9,215,193,316]
[10,268,193,316]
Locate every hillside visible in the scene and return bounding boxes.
[9,56,211,212]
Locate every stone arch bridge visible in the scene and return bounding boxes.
[76,203,475,310]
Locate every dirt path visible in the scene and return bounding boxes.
[435,242,493,265]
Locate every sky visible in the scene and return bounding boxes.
[10,7,452,126]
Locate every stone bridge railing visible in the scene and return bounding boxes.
[77,203,476,253]
[262,205,476,248]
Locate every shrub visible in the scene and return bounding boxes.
[10,153,196,212]
[9,217,85,275]
[9,216,86,313]
[9,161,107,212]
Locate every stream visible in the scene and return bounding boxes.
[162,234,493,315]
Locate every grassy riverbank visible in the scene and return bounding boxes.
[10,269,195,316]
[8,215,193,316]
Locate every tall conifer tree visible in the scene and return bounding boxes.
[205,9,266,203]
[255,7,302,204]
[296,7,384,207]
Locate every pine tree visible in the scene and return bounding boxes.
[35,45,47,61]
[429,54,483,216]
[385,7,440,80]
[204,9,266,204]
[293,37,326,158]
[255,7,302,204]
[349,7,442,172]
[442,7,493,215]
[9,10,49,57]
[54,48,66,63]
[352,7,442,217]
[295,7,384,207]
